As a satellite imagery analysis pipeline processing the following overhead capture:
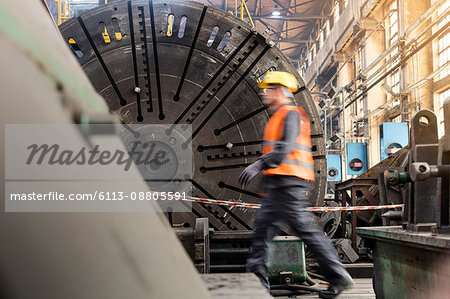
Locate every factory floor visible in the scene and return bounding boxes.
[202,273,375,298]
[293,278,375,298]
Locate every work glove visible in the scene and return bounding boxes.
[238,160,264,187]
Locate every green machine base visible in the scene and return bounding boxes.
[269,236,306,284]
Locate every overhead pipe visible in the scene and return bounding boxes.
[363,0,447,76]
[322,1,449,121]
[342,20,449,111]
[324,7,449,121]
[321,9,395,92]
[322,0,446,94]
[361,6,449,87]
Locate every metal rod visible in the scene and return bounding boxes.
[56,0,61,25]
[342,92,347,181]
[68,2,99,5]
[351,186,357,250]
[127,2,143,122]
[324,108,327,147]
[252,15,324,20]
[242,1,254,27]
[240,0,243,20]
[149,0,163,119]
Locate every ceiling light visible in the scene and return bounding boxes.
[272,5,281,16]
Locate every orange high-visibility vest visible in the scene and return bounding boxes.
[262,105,315,181]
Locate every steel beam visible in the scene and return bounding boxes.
[252,14,324,21]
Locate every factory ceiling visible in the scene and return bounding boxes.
[196,0,330,60]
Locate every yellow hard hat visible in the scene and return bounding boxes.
[258,71,299,93]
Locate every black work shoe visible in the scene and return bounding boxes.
[318,275,354,298]
[318,285,347,298]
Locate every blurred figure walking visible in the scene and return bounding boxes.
[239,71,353,298]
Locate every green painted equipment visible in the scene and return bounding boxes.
[269,236,306,284]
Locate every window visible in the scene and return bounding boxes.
[390,70,400,107]
[358,46,364,73]
[438,2,450,79]
[325,20,330,37]
[343,0,348,8]
[334,1,340,24]
[352,101,357,115]
[391,70,400,94]
[389,1,399,55]
[319,31,324,48]
[388,1,400,99]
[359,97,365,116]
[439,89,449,137]
[391,115,401,123]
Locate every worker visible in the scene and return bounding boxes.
[238,71,353,298]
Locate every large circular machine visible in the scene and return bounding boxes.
[59,0,326,231]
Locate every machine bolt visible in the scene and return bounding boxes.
[226,142,233,150]
[134,87,141,93]
[169,137,177,145]
[410,162,431,181]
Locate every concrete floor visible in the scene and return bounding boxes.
[286,278,375,299]
[202,274,375,298]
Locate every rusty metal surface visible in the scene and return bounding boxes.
[268,236,306,284]
[357,226,450,249]
[335,179,378,191]
[357,226,450,299]
[358,147,409,179]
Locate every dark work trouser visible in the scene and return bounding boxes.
[246,184,349,290]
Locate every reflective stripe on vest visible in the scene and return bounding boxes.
[262,140,312,152]
[262,105,315,181]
